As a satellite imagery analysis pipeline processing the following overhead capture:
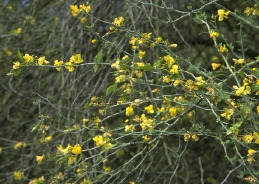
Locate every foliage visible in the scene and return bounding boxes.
[1,0,259,183]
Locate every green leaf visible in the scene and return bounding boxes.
[226,122,242,135]
[17,50,23,61]
[93,49,103,72]
[13,69,22,77]
[31,122,41,132]
[84,103,91,108]
[106,84,116,96]
[143,65,154,71]
[85,24,94,29]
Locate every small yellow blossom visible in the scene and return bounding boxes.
[70,54,83,64]
[163,55,175,68]
[112,16,124,27]
[70,5,80,17]
[91,39,96,43]
[136,62,145,68]
[0,147,2,155]
[142,135,150,142]
[134,70,143,78]
[68,156,75,165]
[217,9,230,21]
[124,124,135,132]
[168,43,177,48]
[111,59,120,70]
[38,56,49,65]
[72,144,82,155]
[232,58,244,65]
[57,144,72,155]
[219,44,228,52]
[163,76,170,83]
[195,76,205,86]
[125,105,134,116]
[192,134,199,141]
[145,104,154,114]
[220,108,234,120]
[80,17,87,25]
[14,28,22,36]
[141,32,152,39]
[247,149,256,164]
[156,36,163,43]
[115,75,126,83]
[65,61,74,72]
[79,4,91,13]
[170,65,179,74]
[169,107,177,117]
[243,134,253,144]
[173,79,182,86]
[14,171,24,180]
[129,36,138,45]
[103,166,111,172]
[14,142,26,150]
[54,60,63,71]
[211,63,221,70]
[210,31,219,40]
[253,132,259,144]
[184,132,191,142]
[139,50,146,59]
[23,54,34,62]
[13,61,21,69]
[36,155,44,164]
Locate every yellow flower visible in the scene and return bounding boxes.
[103,166,111,172]
[70,54,83,64]
[111,59,120,70]
[115,75,126,83]
[217,9,230,21]
[184,133,191,142]
[244,7,252,16]
[14,28,22,36]
[232,58,244,65]
[163,76,170,83]
[253,132,259,144]
[57,144,72,155]
[91,39,96,43]
[14,171,24,180]
[145,105,154,114]
[139,50,146,59]
[45,135,52,142]
[112,16,124,27]
[54,60,63,71]
[210,31,219,40]
[79,4,91,13]
[0,147,2,155]
[247,149,256,164]
[136,62,145,68]
[14,142,26,150]
[163,55,175,68]
[173,79,182,86]
[126,105,134,116]
[72,144,82,155]
[243,134,253,144]
[68,156,75,165]
[192,134,199,141]
[70,5,80,17]
[38,56,49,65]
[170,65,179,74]
[219,44,228,52]
[141,32,152,39]
[13,61,20,69]
[65,61,74,72]
[168,43,177,48]
[195,76,205,86]
[220,108,234,120]
[142,135,151,142]
[23,54,34,62]
[125,124,135,132]
[169,107,177,117]
[156,36,163,43]
[129,36,138,45]
[134,70,143,78]
[36,155,44,164]
[211,63,221,70]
